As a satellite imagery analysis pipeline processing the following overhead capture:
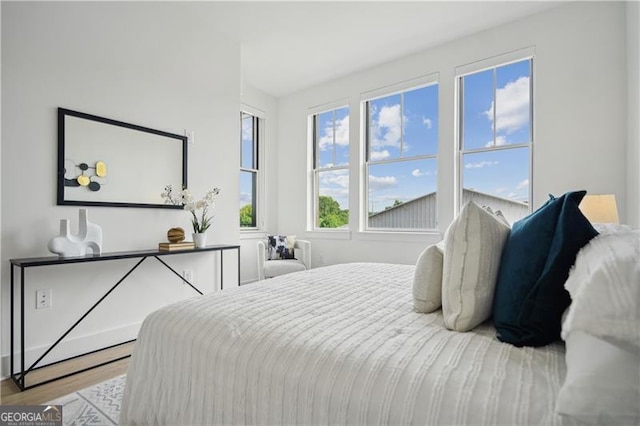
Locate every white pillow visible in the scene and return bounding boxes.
[591,222,633,234]
[442,201,510,331]
[556,330,640,425]
[562,230,640,348]
[482,206,511,228]
[412,243,444,313]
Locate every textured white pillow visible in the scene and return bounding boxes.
[557,230,640,424]
[442,201,510,331]
[412,243,444,313]
[591,222,633,234]
[562,230,640,348]
[556,331,640,425]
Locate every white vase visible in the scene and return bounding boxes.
[48,209,103,257]
[193,232,207,248]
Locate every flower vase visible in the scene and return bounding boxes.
[193,233,207,248]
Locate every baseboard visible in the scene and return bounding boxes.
[1,322,142,379]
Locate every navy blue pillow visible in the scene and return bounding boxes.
[493,191,598,347]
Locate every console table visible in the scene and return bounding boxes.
[9,244,240,391]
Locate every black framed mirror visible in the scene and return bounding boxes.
[57,108,187,209]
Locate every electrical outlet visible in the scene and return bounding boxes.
[36,289,51,309]
[182,270,193,284]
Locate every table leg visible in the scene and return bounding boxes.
[10,265,14,381]
[20,266,25,389]
[237,247,241,286]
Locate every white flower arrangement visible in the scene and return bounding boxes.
[162,185,221,233]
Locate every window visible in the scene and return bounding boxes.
[240,112,260,228]
[364,83,439,230]
[458,58,532,225]
[312,106,350,229]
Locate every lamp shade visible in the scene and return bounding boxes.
[578,194,619,224]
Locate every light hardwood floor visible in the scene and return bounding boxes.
[0,343,132,405]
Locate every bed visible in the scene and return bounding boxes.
[120,262,569,425]
[120,193,640,425]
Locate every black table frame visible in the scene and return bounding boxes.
[9,244,240,391]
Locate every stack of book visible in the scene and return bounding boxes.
[158,241,195,251]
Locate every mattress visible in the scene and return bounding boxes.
[120,263,569,425]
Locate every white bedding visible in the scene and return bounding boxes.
[120,263,569,425]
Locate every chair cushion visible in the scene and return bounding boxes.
[264,259,306,278]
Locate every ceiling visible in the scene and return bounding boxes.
[203,1,563,98]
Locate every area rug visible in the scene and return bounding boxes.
[47,374,125,426]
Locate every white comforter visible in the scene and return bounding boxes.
[120,263,568,425]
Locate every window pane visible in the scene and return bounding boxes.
[334,107,350,166]
[403,85,438,157]
[462,69,494,150]
[368,158,437,229]
[240,170,256,227]
[241,114,254,169]
[317,169,349,228]
[495,60,531,145]
[369,94,402,161]
[462,147,530,224]
[317,110,335,168]
[316,108,349,169]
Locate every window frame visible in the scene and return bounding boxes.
[310,104,350,231]
[240,110,263,231]
[456,50,534,220]
[361,74,440,232]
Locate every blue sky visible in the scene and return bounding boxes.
[462,59,531,203]
[316,59,531,215]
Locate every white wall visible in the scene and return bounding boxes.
[239,83,279,283]
[1,2,240,374]
[277,1,628,268]
[628,1,640,228]
[0,3,3,379]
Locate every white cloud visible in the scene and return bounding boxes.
[370,150,390,161]
[370,104,403,149]
[464,160,499,169]
[240,192,252,206]
[411,168,431,177]
[319,169,349,188]
[423,117,432,129]
[484,76,530,135]
[319,187,349,199]
[494,187,507,194]
[485,135,507,148]
[319,170,350,206]
[319,115,349,150]
[516,179,529,190]
[368,175,397,191]
[508,192,517,198]
[242,119,252,141]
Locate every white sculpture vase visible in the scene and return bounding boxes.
[48,209,103,257]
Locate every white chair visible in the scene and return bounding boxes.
[257,239,311,280]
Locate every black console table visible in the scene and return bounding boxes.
[9,244,240,391]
